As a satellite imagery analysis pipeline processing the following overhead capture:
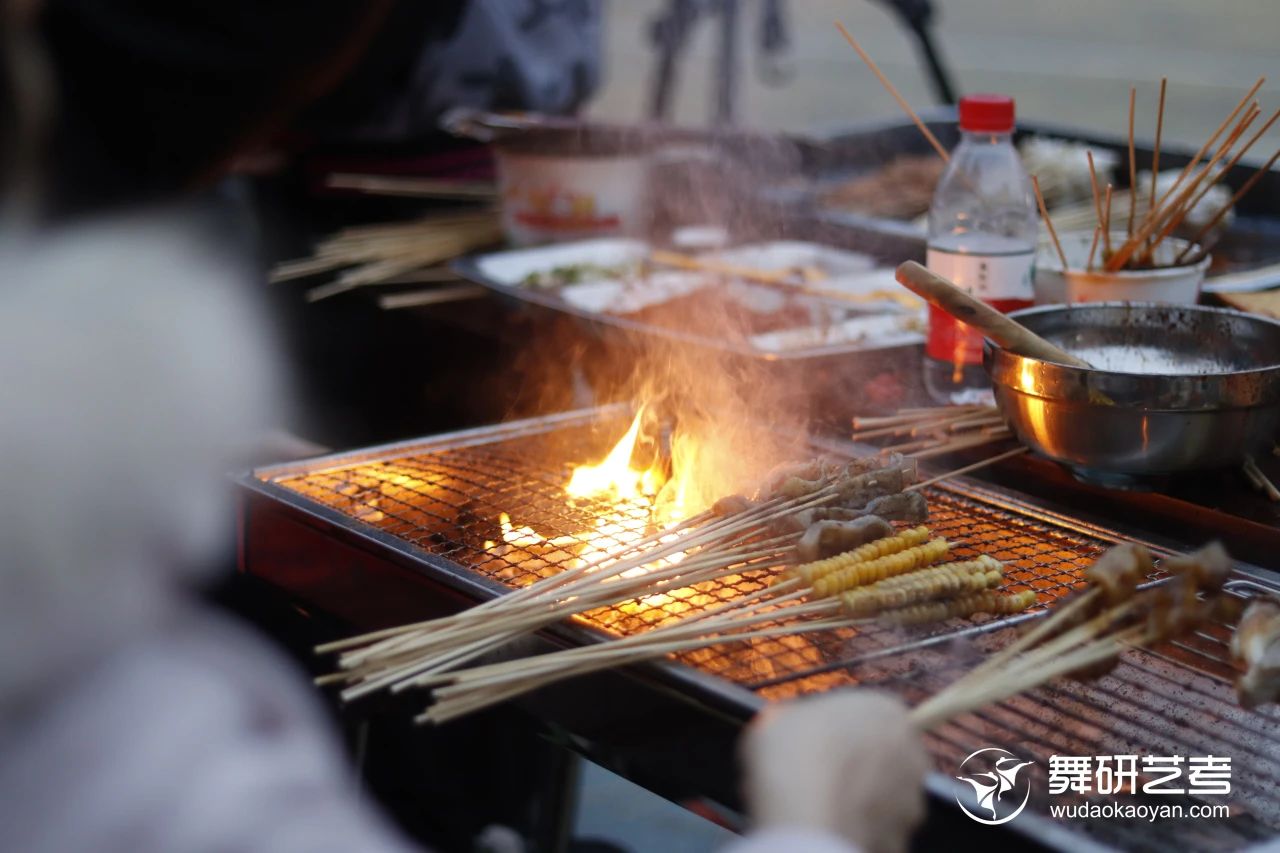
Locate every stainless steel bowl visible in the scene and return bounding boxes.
[984,302,1280,485]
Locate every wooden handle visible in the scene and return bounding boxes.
[895,261,1093,369]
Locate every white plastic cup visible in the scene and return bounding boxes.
[1034,230,1209,306]
[495,150,648,246]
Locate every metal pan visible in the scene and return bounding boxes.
[984,302,1280,486]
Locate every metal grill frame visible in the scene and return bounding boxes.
[237,404,1280,851]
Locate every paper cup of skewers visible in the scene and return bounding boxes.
[1035,230,1210,306]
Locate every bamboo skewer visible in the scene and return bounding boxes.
[325,173,498,200]
[933,589,1100,697]
[1138,107,1262,263]
[1150,78,1167,219]
[1087,150,1106,249]
[421,617,861,724]
[911,431,1014,460]
[316,505,726,655]
[1108,104,1259,271]
[325,484,860,692]
[341,540,794,669]
[1177,145,1280,264]
[908,446,1028,492]
[1086,226,1102,271]
[414,581,811,692]
[1033,175,1069,269]
[269,211,502,301]
[1179,106,1280,222]
[421,551,1020,721]
[834,21,950,163]
[337,551,798,699]
[910,625,1150,731]
[1102,184,1114,256]
[1244,457,1280,502]
[1137,76,1264,235]
[1127,87,1138,237]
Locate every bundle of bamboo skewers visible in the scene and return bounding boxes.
[851,405,1019,462]
[1032,76,1280,276]
[910,540,1240,728]
[416,533,1034,724]
[270,209,501,302]
[316,461,1242,728]
[854,404,1280,503]
[317,454,1043,723]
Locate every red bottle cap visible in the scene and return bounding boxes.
[959,94,1016,133]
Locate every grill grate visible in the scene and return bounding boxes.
[266,419,1280,848]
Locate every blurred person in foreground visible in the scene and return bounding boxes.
[0,240,930,852]
[0,5,929,853]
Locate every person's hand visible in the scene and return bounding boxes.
[740,690,929,853]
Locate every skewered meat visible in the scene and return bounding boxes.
[1139,543,1235,640]
[1162,541,1232,593]
[796,516,894,563]
[776,475,825,500]
[777,491,929,536]
[790,526,931,586]
[762,459,823,496]
[862,491,928,523]
[712,494,755,517]
[1232,597,1280,709]
[833,465,914,508]
[1085,543,1153,605]
[839,556,1004,617]
[812,538,950,598]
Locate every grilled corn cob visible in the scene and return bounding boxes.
[790,525,931,586]
[879,589,1038,626]
[811,538,949,598]
[839,556,1005,617]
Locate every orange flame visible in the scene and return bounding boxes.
[565,408,663,504]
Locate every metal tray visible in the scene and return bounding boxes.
[787,108,1280,294]
[452,235,925,363]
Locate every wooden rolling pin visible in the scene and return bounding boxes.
[895,261,1093,369]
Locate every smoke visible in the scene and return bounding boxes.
[618,325,811,517]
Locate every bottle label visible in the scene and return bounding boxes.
[925,247,1035,365]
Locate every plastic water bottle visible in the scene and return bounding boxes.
[923,94,1037,405]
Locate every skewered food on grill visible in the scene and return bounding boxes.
[1084,542,1154,605]
[796,516,894,563]
[882,589,1038,626]
[839,556,1004,617]
[1231,597,1280,709]
[1162,541,1232,592]
[763,455,914,503]
[711,493,755,517]
[811,538,950,598]
[833,464,915,507]
[790,525,931,586]
[862,491,929,523]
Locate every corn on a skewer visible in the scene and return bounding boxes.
[812,538,950,598]
[881,589,1038,626]
[840,556,1004,617]
[790,525,931,585]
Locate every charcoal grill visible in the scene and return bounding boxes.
[237,404,1280,851]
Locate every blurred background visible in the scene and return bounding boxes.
[589,0,1278,160]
